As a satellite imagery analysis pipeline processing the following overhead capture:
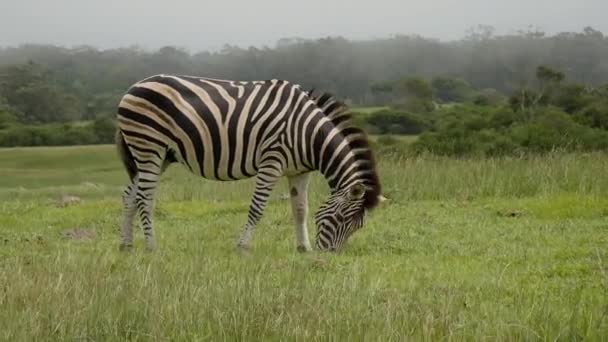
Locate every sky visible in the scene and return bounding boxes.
[1,0,607,52]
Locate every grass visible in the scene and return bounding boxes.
[0,145,607,340]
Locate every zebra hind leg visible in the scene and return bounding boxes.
[135,168,163,251]
[119,180,137,251]
[288,173,312,252]
[131,153,170,251]
[237,164,282,251]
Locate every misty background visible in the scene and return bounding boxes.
[1,1,608,156]
[2,0,607,51]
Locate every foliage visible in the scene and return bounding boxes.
[412,101,608,157]
[0,118,116,147]
[431,76,474,103]
[472,88,506,106]
[573,100,608,129]
[0,62,85,123]
[0,96,18,129]
[405,63,608,157]
[391,78,435,113]
[0,27,606,122]
[549,84,593,114]
[536,65,565,86]
[2,29,608,155]
[363,109,430,135]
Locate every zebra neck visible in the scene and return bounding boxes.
[317,139,363,191]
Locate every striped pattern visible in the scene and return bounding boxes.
[115,74,382,252]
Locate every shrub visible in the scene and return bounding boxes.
[431,77,474,103]
[473,88,506,106]
[550,84,593,114]
[509,108,583,152]
[92,116,117,143]
[489,108,526,128]
[573,101,608,129]
[0,120,116,147]
[364,109,430,135]
[409,103,608,157]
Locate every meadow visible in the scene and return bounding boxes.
[0,144,607,341]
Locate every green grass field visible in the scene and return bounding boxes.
[1,145,607,340]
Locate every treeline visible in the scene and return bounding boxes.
[1,26,608,152]
[1,26,607,117]
[0,118,115,147]
[355,66,608,157]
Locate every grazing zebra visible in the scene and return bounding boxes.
[115,74,385,252]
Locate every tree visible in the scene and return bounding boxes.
[551,84,593,114]
[510,65,565,112]
[536,65,565,88]
[0,96,18,129]
[364,109,429,134]
[431,76,473,103]
[574,101,608,129]
[473,88,506,106]
[397,78,433,100]
[92,116,116,143]
[389,78,434,113]
[0,62,84,123]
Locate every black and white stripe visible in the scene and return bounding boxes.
[115,74,384,252]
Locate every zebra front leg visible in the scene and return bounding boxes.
[119,180,137,251]
[288,173,312,252]
[237,164,282,251]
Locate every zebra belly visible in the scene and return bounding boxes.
[167,146,259,182]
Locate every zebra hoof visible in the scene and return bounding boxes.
[297,245,311,253]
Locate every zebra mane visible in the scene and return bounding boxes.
[308,90,382,211]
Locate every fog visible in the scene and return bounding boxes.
[1,0,606,51]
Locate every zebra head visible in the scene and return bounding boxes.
[314,182,386,252]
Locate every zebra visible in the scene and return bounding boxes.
[115,74,385,252]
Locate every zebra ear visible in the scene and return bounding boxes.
[348,183,366,200]
[377,195,388,203]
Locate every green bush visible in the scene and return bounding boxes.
[573,101,608,129]
[431,77,473,103]
[413,128,519,158]
[578,129,608,150]
[0,119,116,147]
[0,97,19,130]
[411,103,608,157]
[550,84,593,114]
[489,108,526,128]
[473,88,506,106]
[364,109,430,135]
[92,116,117,143]
[0,110,17,130]
[392,99,436,114]
[509,108,583,152]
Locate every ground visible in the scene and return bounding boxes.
[0,145,607,340]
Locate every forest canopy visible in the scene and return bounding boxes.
[1,26,608,154]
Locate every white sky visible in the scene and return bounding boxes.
[1,0,606,52]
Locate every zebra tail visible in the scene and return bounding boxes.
[115,130,137,182]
